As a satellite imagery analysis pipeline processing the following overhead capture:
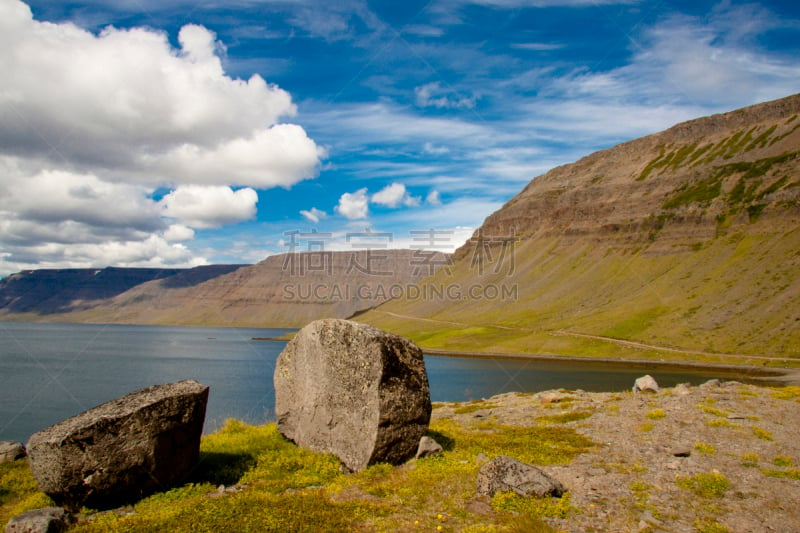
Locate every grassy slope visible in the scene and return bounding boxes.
[359,99,800,366]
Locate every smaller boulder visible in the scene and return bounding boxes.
[477,455,566,498]
[416,436,443,459]
[633,375,659,393]
[0,442,25,463]
[4,507,70,533]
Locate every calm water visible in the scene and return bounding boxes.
[0,322,755,443]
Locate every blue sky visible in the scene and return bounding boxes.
[1,0,799,274]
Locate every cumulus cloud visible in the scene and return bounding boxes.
[163,224,195,242]
[0,0,324,273]
[335,188,369,220]
[299,207,328,224]
[371,183,421,208]
[415,82,477,109]
[160,186,258,229]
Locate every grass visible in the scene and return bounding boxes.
[645,408,666,420]
[0,461,55,526]
[740,453,759,467]
[676,472,731,498]
[752,427,774,441]
[536,410,594,424]
[0,417,595,532]
[694,442,717,456]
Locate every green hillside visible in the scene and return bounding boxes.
[359,95,800,367]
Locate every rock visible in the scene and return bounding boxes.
[476,452,489,463]
[26,380,209,511]
[274,319,431,473]
[464,495,493,515]
[476,455,566,498]
[416,436,443,459]
[701,379,721,388]
[4,507,70,533]
[633,375,659,393]
[673,383,691,396]
[0,441,25,463]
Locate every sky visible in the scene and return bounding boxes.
[0,0,799,275]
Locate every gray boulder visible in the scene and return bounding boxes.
[26,380,208,511]
[4,507,70,533]
[416,436,443,459]
[633,375,659,393]
[0,441,25,463]
[477,455,566,498]
[275,319,431,472]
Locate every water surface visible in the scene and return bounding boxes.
[0,322,757,443]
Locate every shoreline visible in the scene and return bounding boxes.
[422,348,800,386]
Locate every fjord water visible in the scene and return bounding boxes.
[1,322,733,443]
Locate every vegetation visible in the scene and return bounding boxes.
[1,418,595,532]
[676,472,731,498]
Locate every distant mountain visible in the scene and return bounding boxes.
[0,265,244,316]
[1,251,447,328]
[359,94,800,361]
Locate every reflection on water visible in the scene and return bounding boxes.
[0,322,777,442]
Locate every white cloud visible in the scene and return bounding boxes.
[163,224,195,242]
[300,207,328,223]
[0,3,322,185]
[423,142,450,155]
[160,185,258,229]
[511,42,565,51]
[371,183,420,208]
[426,190,442,206]
[415,82,477,109]
[0,1,325,273]
[335,188,369,220]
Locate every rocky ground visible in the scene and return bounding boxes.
[433,379,800,533]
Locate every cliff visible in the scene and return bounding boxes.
[360,94,800,362]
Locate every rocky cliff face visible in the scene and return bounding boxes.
[362,94,800,360]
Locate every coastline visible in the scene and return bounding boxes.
[423,348,800,386]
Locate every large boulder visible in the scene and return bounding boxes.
[477,455,566,498]
[26,380,208,511]
[274,319,431,472]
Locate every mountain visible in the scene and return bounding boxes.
[358,94,800,363]
[0,265,244,316]
[3,250,446,328]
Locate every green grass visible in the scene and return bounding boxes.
[663,176,723,209]
[9,417,592,532]
[676,472,730,498]
[0,461,54,526]
[752,427,774,441]
[694,442,717,456]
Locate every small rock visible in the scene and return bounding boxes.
[633,375,659,393]
[672,449,692,457]
[477,455,566,498]
[701,379,721,388]
[673,383,691,396]
[471,409,491,418]
[416,436,443,459]
[476,453,489,463]
[0,442,26,463]
[4,507,70,533]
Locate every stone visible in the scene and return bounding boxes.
[633,375,659,393]
[673,383,691,396]
[26,380,208,511]
[477,455,566,498]
[0,442,25,463]
[416,436,443,459]
[4,507,70,533]
[274,319,431,473]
